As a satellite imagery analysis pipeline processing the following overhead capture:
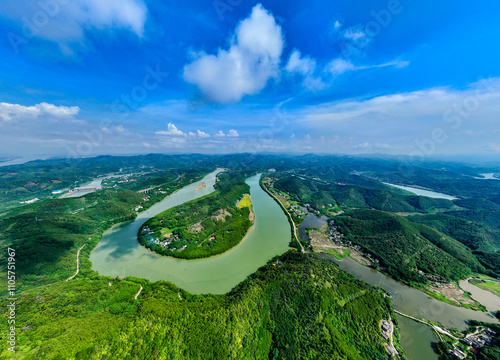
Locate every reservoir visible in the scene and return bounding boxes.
[382,182,458,200]
[90,170,291,294]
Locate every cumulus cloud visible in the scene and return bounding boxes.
[294,77,500,153]
[0,102,79,121]
[155,122,186,137]
[286,50,316,76]
[2,0,148,54]
[285,50,325,91]
[155,123,238,144]
[183,4,284,103]
[197,130,210,138]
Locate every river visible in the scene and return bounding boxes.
[459,279,500,315]
[327,255,499,360]
[382,182,458,200]
[90,170,291,294]
[90,169,498,358]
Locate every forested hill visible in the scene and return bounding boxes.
[139,171,254,259]
[0,169,208,291]
[274,175,456,214]
[334,209,481,285]
[0,252,399,359]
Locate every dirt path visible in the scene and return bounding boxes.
[134,285,143,300]
[388,316,396,349]
[66,243,86,281]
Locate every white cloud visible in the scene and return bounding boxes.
[285,49,325,91]
[334,21,342,30]
[487,143,500,152]
[197,130,210,138]
[286,50,316,76]
[295,78,500,154]
[155,122,186,137]
[155,123,238,144]
[327,58,409,76]
[343,29,366,41]
[355,142,371,149]
[0,102,79,121]
[183,4,284,103]
[1,0,147,54]
[327,59,356,76]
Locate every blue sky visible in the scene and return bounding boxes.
[0,0,499,159]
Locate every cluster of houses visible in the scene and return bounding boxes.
[141,226,185,251]
[289,204,305,217]
[450,327,497,359]
[380,320,398,356]
[327,220,380,266]
[463,328,496,349]
[303,203,321,215]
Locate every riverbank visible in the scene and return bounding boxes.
[90,173,291,294]
[260,176,303,252]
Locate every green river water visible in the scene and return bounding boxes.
[90,170,291,294]
[90,169,499,359]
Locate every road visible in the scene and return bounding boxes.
[394,310,458,341]
[66,243,87,281]
[261,182,305,253]
[134,285,143,300]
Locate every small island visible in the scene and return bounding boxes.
[138,171,254,259]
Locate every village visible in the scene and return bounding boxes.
[140,225,187,252]
[452,327,497,359]
[380,319,399,357]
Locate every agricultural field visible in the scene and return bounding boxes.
[237,193,252,208]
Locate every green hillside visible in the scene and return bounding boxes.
[334,209,477,285]
[139,171,253,259]
[0,253,398,360]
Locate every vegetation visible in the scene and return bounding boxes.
[237,193,252,208]
[469,276,500,296]
[2,153,500,358]
[139,171,253,259]
[333,209,475,285]
[269,164,499,291]
[273,174,456,215]
[0,252,398,359]
[436,321,500,360]
[0,169,209,291]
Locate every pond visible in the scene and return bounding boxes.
[298,214,328,242]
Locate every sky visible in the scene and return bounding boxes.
[0,0,500,160]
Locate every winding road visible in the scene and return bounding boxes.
[66,243,87,281]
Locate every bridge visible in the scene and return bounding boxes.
[71,186,102,192]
